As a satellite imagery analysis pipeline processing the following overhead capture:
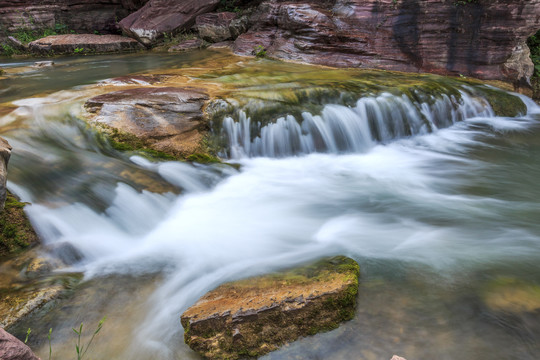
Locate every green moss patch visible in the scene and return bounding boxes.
[476,87,527,117]
[528,30,540,101]
[0,191,39,258]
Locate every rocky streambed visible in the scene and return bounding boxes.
[0,50,540,360]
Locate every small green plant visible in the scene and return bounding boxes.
[1,44,16,57]
[73,47,85,54]
[73,316,107,360]
[161,30,196,46]
[24,328,31,344]
[48,328,52,360]
[454,0,477,5]
[54,23,68,33]
[254,45,266,58]
[217,0,241,12]
[528,30,540,77]
[10,17,74,46]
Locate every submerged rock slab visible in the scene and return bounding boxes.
[85,87,209,157]
[181,256,359,360]
[28,34,144,55]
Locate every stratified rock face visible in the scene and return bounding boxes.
[0,137,12,212]
[0,328,40,360]
[233,0,540,85]
[168,39,204,52]
[0,0,149,35]
[196,12,238,43]
[181,256,359,360]
[85,87,209,157]
[118,0,220,46]
[28,34,143,55]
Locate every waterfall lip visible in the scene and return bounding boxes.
[220,87,505,160]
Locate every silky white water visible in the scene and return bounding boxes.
[2,53,540,359]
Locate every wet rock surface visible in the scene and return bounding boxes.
[85,87,210,157]
[0,244,79,330]
[118,0,220,46]
[28,34,144,55]
[0,328,40,360]
[233,0,540,85]
[181,256,359,360]
[98,75,168,86]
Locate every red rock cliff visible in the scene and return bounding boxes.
[0,0,148,35]
[233,0,540,86]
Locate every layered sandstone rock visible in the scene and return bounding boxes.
[28,34,144,55]
[85,87,209,157]
[233,0,540,86]
[118,0,220,46]
[0,0,149,35]
[181,256,359,360]
[0,328,40,360]
[196,12,244,43]
[168,39,204,52]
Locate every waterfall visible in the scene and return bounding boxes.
[221,90,494,158]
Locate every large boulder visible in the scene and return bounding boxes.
[0,328,40,360]
[233,0,540,86]
[85,87,209,157]
[181,256,359,360]
[28,34,144,55]
[0,137,12,211]
[118,0,220,46]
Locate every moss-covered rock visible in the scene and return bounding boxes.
[0,191,39,258]
[476,87,527,117]
[85,87,223,162]
[181,256,359,360]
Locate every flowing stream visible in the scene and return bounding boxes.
[1,51,540,360]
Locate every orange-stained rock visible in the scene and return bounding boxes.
[181,256,359,360]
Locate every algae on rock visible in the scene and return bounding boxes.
[0,191,39,258]
[181,256,360,360]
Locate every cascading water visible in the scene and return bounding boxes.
[221,90,494,158]
[2,52,540,360]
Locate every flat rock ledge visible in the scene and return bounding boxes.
[181,256,359,359]
[85,86,209,158]
[28,34,144,55]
